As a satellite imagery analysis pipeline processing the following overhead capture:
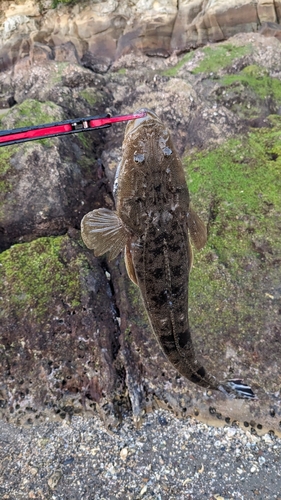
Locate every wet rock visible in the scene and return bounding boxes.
[259,21,281,41]
[1,1,281,70]
[54,42,80,64]
[0,32,280,436]
[30,42,54,64]
[0,62,113,250]
[0,233,122,425]
[81,52,112,74]
[0,98,111,251]
[171,0,281,51]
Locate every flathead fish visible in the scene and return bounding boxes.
[81,108,255,400]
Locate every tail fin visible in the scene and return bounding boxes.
[219,379,257,400]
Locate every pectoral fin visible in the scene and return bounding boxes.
[81,208,128,261]
[187,205,207,250]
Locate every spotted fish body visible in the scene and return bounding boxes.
[81,109,255,400]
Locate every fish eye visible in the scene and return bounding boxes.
[134,153,145,163]
[163,146,172,156]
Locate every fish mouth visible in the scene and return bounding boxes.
[124,108,163,137]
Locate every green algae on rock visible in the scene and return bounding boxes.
[52,0,79,8]
[162,43,252,77]
[0,99,63,141]
[0,146,19,214]
[0,100,65,245]
[80,88,102,107]
[183,120,281,397]
[0,95,109,251]
[0,233,123,426]
[191,44,252,75]
[215,65,281,119]
[0,236,83,322]
[0,100,63,175]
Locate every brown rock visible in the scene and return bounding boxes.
[1,1,281,69]
[4,0,40,18]
[75,15,112,40]
[257,0,279,23]
[30,42,53,64]
[259,21,281,40]
[0,34,28,71]
[81,52,112,73]
[170,0,208,50]
[171,0,260,50]
[116,12,177,58]
[53,41,79,63]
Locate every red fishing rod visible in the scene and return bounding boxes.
[0,111,147,147]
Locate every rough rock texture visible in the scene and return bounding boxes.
[0,233,124,423]
[0,86,112,251]
[0,32,281,436]
[0,0,281,74]
[171,0,281,50]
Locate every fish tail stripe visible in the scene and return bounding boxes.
[232,384,252,390]
[225,380,256,399]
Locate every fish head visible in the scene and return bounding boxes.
[122,107,176,165]
[115,108,190,232]
[115,108,176,206]
[124,108,163,138]
[123,108,172,154]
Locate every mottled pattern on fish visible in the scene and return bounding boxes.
[130,218,213,387]
[81,109,256,400]
[117,117,214,388]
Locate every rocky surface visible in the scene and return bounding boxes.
[0,32,281,438]
[0,0,281,75]
[1,410,281,499]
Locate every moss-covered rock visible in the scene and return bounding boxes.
[213,65,281,120]
[80,88,103,107]
[0,236,83,321]
[0,99,62,131]
[0,233,122,425]
[0,97,111,251]
[184,119,281,397]
[163,43,253,77]
[52,0,79,8]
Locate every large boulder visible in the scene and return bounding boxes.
[0,61,113,250]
